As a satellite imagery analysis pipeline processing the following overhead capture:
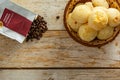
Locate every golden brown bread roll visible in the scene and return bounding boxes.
[97,26,114,40]
[107,8,120,27]
[71,5,92,24]
[88,7,108,31]
[92,0,109,8]
[67,13,81,32]
[78,24,97,42]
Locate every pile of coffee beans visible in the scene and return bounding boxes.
[26,15,48,42]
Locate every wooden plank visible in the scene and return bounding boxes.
[0,69,120,80]
[0,31,120,68]
[11,0,69,30]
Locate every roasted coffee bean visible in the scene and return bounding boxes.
[56,16,60,20]
[26,15,48,42]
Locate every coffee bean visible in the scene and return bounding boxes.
[56,16,60,20]
[26,15,48,42]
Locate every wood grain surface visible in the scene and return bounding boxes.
[0,0,119,68]
[0,69,120,80]
[0,0,120,79]
[0,31,120,68]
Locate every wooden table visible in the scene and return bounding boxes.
[0,0,120,79]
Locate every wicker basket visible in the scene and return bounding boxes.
[64,0,120,47]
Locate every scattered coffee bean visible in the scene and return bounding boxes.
[26,15,48,42]
[56,16,60,20]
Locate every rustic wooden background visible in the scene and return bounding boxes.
[0,69,120,80]
[0,0,120,79]
[0,0,119,68]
